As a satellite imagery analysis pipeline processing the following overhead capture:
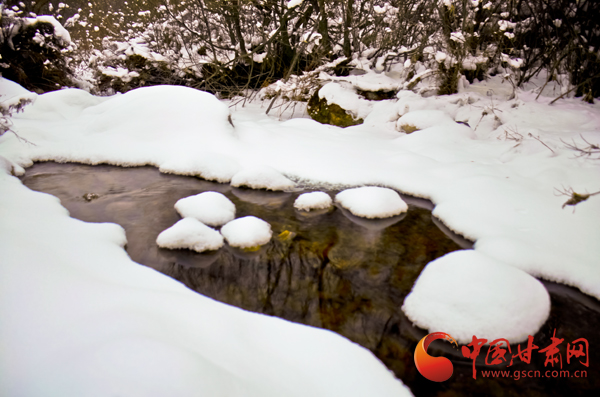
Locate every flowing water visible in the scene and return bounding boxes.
[21,162,600,396]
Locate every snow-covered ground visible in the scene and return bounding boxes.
[1,73,599,394]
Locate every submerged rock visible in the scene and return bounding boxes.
[175,191,236,227]
[220,216,272,249]
[294,191,333,211]
[335,186,408,219]
[156,218,224,252]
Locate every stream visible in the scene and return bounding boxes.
[21,161,600,397]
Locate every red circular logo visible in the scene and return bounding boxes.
[414,332,458,382]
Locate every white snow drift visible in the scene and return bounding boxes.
[335,186,408,219]
[0,82,237,171]
[156,218,224,252]
[220,216,273,249]
[230,166,295,191]
[294,191,333,211]
[396,109,455,132]
[159,152,241,183]
[175,191,236,227]
[402,250,551,344]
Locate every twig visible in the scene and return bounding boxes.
[549,74,600,105]
[561,134,600,159]
[265,94,279,115]
[555,186,600,210]
[528,133,555,154]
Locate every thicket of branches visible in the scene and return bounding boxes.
[2,0,600,102]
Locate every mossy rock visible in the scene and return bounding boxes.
[399,124,419,134]
[307,91,363,128]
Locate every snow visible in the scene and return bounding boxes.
[230,166,295,191]
[156,218,224,252]
[100,66,140,82]
[462,54,488,70]
[319,71,403,113]
[335,187,408,219]
[343,71,403,93]
[396,109,455,132]
[252,52,268,63]
[317,82,373,120]
[294,191,333,211]
[287,0,304,9]
[0,162,412,397]
[0,83,237,171]
[0,155,19,175]
[24,15,71,46]
[1,75,600,382]
[220,216,273,249]
[0,77,36,105]
[402,250,551,344]
[174,191,236,227]
[107,38,167,63]
[450,32,466,43]
[159,152,241,183]
[501,53,524,69]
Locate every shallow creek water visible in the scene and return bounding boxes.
[21,162,600,396]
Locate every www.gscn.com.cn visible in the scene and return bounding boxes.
[481,369,588,380]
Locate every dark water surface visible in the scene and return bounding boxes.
[21,162,600,397]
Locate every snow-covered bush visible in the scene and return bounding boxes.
[0,4,75,92]
[514,0,600,102]
[90,37,194,94]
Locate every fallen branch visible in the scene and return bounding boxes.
[555,186,600,210]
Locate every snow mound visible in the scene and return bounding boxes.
[156,218,224,252]
[294,191,333,211]
[396,110,455,132]
[175,191,236,227]
[231,166,295,191]
[20,88,105,120]
[402,250,551,344]
[159,152,241,183]
[3,84,236,172]
[0,77,37,105]
[220,216,272,248]
[335,187,408,219]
